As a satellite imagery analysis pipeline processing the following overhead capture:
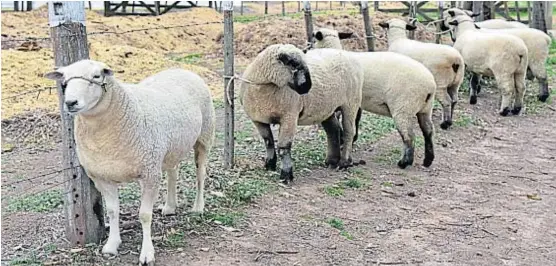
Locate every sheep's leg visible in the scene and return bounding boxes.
[512,71,527,115]
[94,179,121,255]
[437,88,453,130]
[277,118,297,184]
[353,108,362,144]
[253,121,277,171]
[530,65,549,102]
[339,107,357,169]
[538,78,549,102]
[448,81,461,121]
[417,112,435,167]
[138,176,159,266]
[495,73,515,116]
[159,168,178,216]
[392,115,414,169]
[191,141,208,213]
[321,114,342,169]
[469,73,481,104]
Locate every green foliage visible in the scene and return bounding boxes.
[6,189,63,213]
[327,217,345,230]
[324,185,345,197]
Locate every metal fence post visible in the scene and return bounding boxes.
[303,1,313,48]
[361,1,375,51]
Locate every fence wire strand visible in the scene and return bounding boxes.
[2,166,79,188]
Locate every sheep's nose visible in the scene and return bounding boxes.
[65,100,78,109]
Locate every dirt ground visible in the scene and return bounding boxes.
[2,2,556,266]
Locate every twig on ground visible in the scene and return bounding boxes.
[481,228,498,237]
[369,260,424,265]
[249,250,299,255]
[508,175,538,182]
[442,222,473,226]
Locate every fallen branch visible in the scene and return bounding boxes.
[249,250,299,255]
[481,228,498,237]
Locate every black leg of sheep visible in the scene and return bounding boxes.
[321,114,342,168]
[253,121,277,171]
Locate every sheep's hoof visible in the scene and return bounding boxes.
[280,169,294,184]
[511,106,522,115]
[499,107,511,116]
[264,156,277,171]
[397,159,412,169]
[423,155,434,168]
[440,121,452,130]
[538,94,549,102]
[470,96,477,105]
[338,158,353,170]
[325,157,340,169]
[476,85,481,94]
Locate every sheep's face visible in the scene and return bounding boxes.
[379,18,417,33]
[312,28,352,49]
[45,60,113,115]
[274,45,312,95]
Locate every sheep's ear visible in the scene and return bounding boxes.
[406,24,417,31]
[278,53,303,70]
[448,20,459,26]
[44,70,63,80]
[470,12,481,17]
[102,68,114,76]
[474,24,481,29]
[378,22,389,29]
[448,10,455,17]
[315,31,324,41]
[338,32,354,39]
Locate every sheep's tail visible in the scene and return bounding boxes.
[451,56,466,90]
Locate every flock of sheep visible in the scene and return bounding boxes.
[42,7,551,265]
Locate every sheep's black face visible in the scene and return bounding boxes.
[278,53,312,95]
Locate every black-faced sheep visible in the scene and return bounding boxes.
[379,18,465,130]
[442,8,529,116]
[45,60,215,265]
[239,44,364,184]
[312,28,437,169]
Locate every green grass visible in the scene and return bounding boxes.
[171,53,203,64]
[381,181,394,188]
[374,147,402,164]
[453,113,475,128]
[324,184,345,197]
[357,113,397,143]
[6,189,63,213]
[340,230,354,240]
[8,251,41,266]
[164,229,186,248]
[207,211,244,227]
[327,217,345,230]
[119,182,141,204]
[343,178,363,189]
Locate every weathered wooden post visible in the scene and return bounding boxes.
[329,1,332,10]
[223,0,235,169]
[436,1,444,44]
[527,1,532,24]
[545,1,552,31]
[298,1,301,12]
[88,1,92,10]
[361,1,374,52]
[103,1,111,16]
[515,1,521,22]
[374,1,379,12]
[472,1,484,21]
[14,1,19,11]
[315,1,318,11]
[282,1,286,16]
[303,1,313,48]
[240,1,244,15]
[48,1,105,247]
[265,1,268,14]
[26,1,32,11]
[531,1,548,33]
[483,1,493,20]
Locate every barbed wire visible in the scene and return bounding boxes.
[1,20,224,44]
[2,166,80,188]
[2,86,58,101]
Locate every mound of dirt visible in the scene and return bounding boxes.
[1,109,61,150]
[213,11,444,58]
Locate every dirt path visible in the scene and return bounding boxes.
[152,106,556,266]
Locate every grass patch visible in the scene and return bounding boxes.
[119,182,141,205]
[207,211,244,227]
[6,189,62,213]
[357,113,397,143]
[381,181,394,188]
[343,178,363,189]
[171,53,203,64]
[453,113,474,127]
[8,252,41,266]
[164,228,186,248]
[324,185,345,197]
[227,178,270,205]
[340,230,354,240]
[327,217,344,230]
[374,147,402,164]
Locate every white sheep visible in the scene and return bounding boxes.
[45,59,215,266]
[239,44,364,183]
[379,18,465,130]
[442,8,529,116]
[312,28,437,169]
[456,11,552,102]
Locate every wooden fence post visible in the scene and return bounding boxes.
[14,1,19,11]
[374,1,379,11]
[265,1,268,14]
[26,1,32,11]
[531,1,547,33]
[436,1,444,44]
[361,1,374,52]
[48,1,105,247]
[545,1,552,31]
[223,1,235,169]
[240,1,244,15]
[282,1,286,16]
[298,1,301,12]
[515,1,520,22]
[527,1,531,24]
[315,1,318,11]
[408,1,416,40]
[472,1,484,21]
[303,1,313,47]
